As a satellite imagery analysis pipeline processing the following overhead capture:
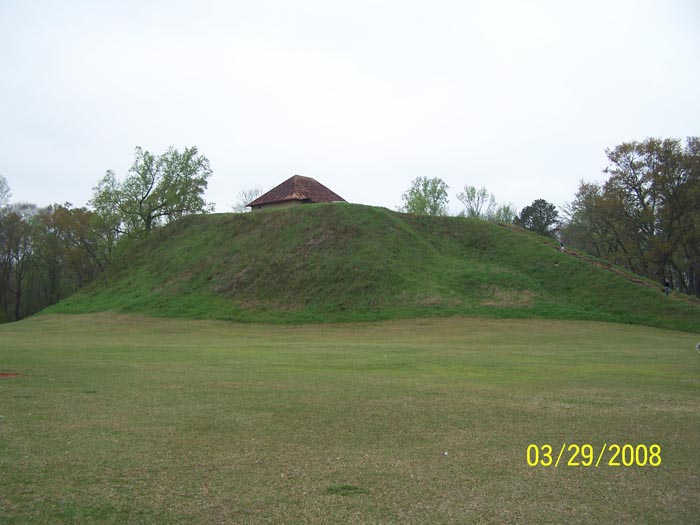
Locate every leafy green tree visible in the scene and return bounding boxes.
[91,146,214,238]
[493,203,518,224]
[0,202,111,322]
[400,176,449,216]
[562,137,700,295]
[515,199,559,237]
[561,181,611,257]
[34,204,106,301]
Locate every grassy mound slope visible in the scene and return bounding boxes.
[50,203,700,331]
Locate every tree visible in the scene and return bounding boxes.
[493,203,518,224]
[457,186,495,219]
[232,187,264,213]
[34,204,105,301]
[0,204,37,320]
[35,205,67,305]
[515,199,559,237]
[561,181,610,257]
[400,177,449,216]
[561,137,700,296]
[91,146,214,238]
[0,174,10,209]
[0,202,109,322]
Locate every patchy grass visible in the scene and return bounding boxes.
[480,285,536,307]
[324,484,371,497]
[1,314,699,523]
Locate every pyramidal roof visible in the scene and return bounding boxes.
[247,175,346,207]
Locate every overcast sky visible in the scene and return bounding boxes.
[1,0,698,214]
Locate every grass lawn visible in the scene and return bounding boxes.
[1,314,699,524]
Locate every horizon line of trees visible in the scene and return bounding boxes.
[399,136,699,296]
[0,146,213,322]
[399,177,559,236]
[562,137,700,296]
[2,136,698,322]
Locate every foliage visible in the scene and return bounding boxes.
[456,185,517,223]
[49,203,700,332]
[515,199,560,237]
[0,203,106,321]
[562,137,700,296]
[400,176,449,215]
[0,146,213,322]
[457,185,495,219]
[91,146,213,238]
[232,187,264,213]
[0,204,35,320]
[492,202,518,223]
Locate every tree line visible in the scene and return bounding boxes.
[1,136,697,322]
[562,138,700,296]
[399,136,700,296]
[0,146,212,322]
[399,177,559,236]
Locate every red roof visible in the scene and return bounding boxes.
[247,175,346,207]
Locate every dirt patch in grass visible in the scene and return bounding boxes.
[213,266,252,296]
[480,285,535,307]
[0,372,19,378]
[416,295,463,307]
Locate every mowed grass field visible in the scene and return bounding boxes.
[1,314,699,524]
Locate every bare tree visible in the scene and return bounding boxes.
[457,186,495,219]
[232,187,264,213]
[0,174,10,209]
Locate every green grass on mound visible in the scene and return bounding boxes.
[1,314,699,523]
[48,203,700,331]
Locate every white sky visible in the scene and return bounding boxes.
[1,0,698,214]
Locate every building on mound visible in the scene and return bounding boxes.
[247,175,346,211]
